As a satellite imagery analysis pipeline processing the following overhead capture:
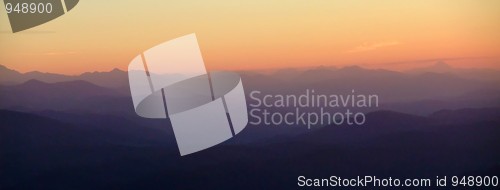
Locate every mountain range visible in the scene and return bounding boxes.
[1,62,499,189]
[2,61,499,88]
[1,62,499,116]
[0,65,128,88]
[407,61,500,81]
[1,108,499,189]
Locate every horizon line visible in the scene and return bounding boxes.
[1,56,499,76]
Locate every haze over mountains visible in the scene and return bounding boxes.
[1,62,499,189]
[407,61,500,81]
[1,62,499,116]
[2,61,499,88]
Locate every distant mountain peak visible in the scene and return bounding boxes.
[80,68,126,76]
[0,64,19,73]
[110,68,124,73]
[407,61,455,74]
[432,61,453,69]
[20,79,47,87]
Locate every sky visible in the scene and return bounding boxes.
[1,0,499,75]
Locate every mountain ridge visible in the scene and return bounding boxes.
[0,65,127,88]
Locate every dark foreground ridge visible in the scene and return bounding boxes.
[1,108,499,189]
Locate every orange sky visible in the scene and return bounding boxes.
[1,0,499,75]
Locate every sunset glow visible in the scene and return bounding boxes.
[1,0,499,74]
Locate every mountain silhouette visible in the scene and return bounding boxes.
[0,65,127,88]
[78,69,128,88]
[2,64,499,116]
[409,61,454,73]
[0,80,128,112]
[1,108,499,189]
[408,61,500,81]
